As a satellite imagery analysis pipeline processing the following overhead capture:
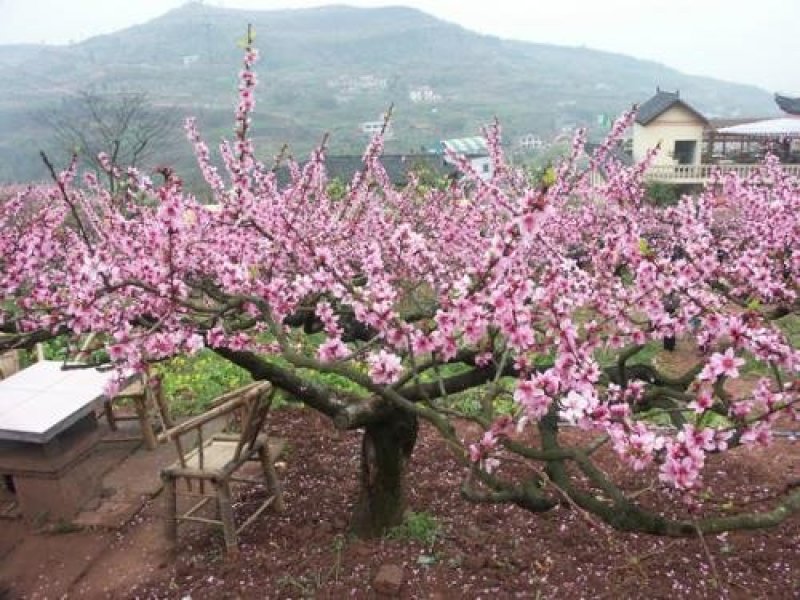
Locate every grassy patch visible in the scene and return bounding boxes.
[155,348,372,416]
[155,350,252,416]
[776,314,800,348]
[387,511,442,547]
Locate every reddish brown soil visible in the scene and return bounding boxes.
[1,398,797,599]
[114,407,800,600]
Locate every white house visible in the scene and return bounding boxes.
[328,75,388,93]
[633,89,708,166]
[440,136,492,180]
[360,118,393,139]
[409,86,441,104]
[517,133,545,151]
[633,90,800,184]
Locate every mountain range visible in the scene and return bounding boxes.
[0,2,778,183]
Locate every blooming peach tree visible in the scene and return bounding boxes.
[1,37,798,537]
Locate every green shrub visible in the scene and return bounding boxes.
[644,182,680,206]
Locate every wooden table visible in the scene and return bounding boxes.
[0,361,142,520]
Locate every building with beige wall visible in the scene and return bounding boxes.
[634,90,800,184]
[633,90,708,166]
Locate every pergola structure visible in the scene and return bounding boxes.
[705,117,800,164]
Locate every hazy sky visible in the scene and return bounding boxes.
[0,0,797,93]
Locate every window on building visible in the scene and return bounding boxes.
[673,140,697,165]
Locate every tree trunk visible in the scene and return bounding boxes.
[349,409,418,538]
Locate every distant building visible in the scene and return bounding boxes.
[360,118,393,139]
[360,121,383,135]
[329,74,389,104]
[328,75,388,94]
[633,89,708,166]
[182,55,200,67]
[517,133,545,151]
[633,89,800,184]
[440,136,492,180]
[584,141,633,187]
[409,86,441,104]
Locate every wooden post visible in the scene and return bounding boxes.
[133,394,157,450]
[103,400,118,431]
[162,473,178,544]
[260,444,285,512]
[197,427,205,496]
[0,350,20,379]
[152,380,174,429]
[216,480,239,556]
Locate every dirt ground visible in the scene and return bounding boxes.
[1,347,799,600]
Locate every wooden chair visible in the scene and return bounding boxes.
[101,376,168,450]
[0,349,20,380]
[158,381,285,556]
[54,333,163,450]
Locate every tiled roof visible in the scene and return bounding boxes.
[636,90,708,126]
[440,136,489,156]
[775,93,800,115]
[584,142,633,166]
